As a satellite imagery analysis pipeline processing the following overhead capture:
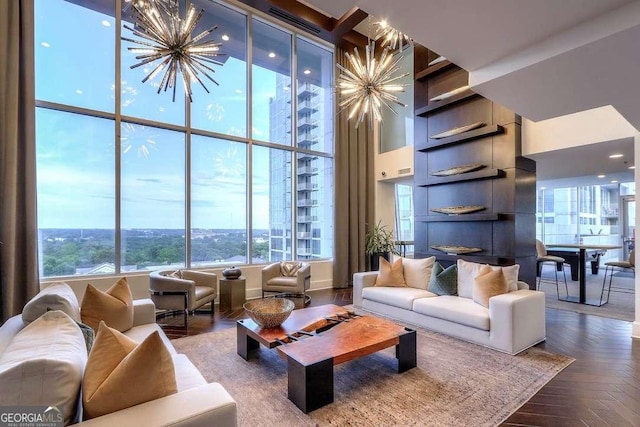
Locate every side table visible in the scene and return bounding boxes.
[220,276,246,312]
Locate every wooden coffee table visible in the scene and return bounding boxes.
[237,304,416,413]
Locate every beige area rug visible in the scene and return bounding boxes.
[538,270,635,321]
[173,324,573,427]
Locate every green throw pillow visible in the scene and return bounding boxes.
[428,263,458,296]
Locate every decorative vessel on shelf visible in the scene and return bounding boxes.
[431,245,483,255]
[431,163,486,177]
[243,298,295,328]
[222,266,242,279]
[430,206,486,215]
[429,121,486,139]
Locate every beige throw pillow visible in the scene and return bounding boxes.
[398,256,436,290]
[82,321,177,419]
[472,265,509,308]
[22,282,81,323]
[81,278,134,333]
[457,259,520,298]
[375,257,406,287]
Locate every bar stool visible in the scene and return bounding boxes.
[536,239,569,299]
[600,249,635,305]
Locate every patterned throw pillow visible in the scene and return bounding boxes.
[280,261,302,277]
[374,257,406,287]
[428,262,458,296]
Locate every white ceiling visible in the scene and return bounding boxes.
[303,0,640,182]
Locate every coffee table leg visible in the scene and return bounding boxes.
[237,322,259,360]
[287,357,334,413]
[396,328,417,373]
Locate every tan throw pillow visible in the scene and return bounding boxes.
[375,257,406,287]
[473,265,509,308]
[399,256,436,290]
[280,261,302,277]
[82,321,177,419]
[81,278,134,333]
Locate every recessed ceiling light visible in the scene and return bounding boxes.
[41,42,50,48]
[540,187,546,190]
[609,153,624,158]
[101,20,111,27]
[268,52,276,58]
[75,89,83,94]
[611,180,619,183]
[303,69,311,75]
[221,34,229,41]
[629,166,636,170]
[597,174,606,178]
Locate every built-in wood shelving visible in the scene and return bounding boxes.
[417,168,505,187]
[415,60,457,81]
[415,213,501,222]
[415,89,479,117]
[415,252,516,265]
[416,125,505,152]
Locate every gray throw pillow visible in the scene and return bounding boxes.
[428,262,458,296]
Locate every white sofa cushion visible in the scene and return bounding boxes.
[173,354,208,392]
[22,282,81,323]
[396,256,436,290]
[457,259,520,298]
[413,295,490,331]
[0,310,86,426]
[362,286,436,310]
[124,323,177,355]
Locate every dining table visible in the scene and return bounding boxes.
[546,243,621,306]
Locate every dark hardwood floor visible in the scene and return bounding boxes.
[160,289,640,426]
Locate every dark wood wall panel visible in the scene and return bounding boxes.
[413,44,536,285]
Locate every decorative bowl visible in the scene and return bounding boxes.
[243,298,295,328]
[222,266,242,279]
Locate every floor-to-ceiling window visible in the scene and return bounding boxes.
[34,0,334,278]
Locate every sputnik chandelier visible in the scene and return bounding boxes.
[375,20,413,52]
[336,40,410,127]
[122,0,224,102]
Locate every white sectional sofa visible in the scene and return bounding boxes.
[353,267,546,355]
[0,287,237,426]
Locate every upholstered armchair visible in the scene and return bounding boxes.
[261,262,311,305]
[149,269,217,327]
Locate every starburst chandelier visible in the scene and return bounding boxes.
[375,20,413,52]
[122,0,225,102]
[336,41,410,127]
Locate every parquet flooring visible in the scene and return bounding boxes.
[161,288,640,426]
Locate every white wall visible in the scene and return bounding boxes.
[41,260,334,303]
[522,106,637,155]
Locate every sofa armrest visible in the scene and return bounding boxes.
[72,383,237,427]
[132,299,156,327]
[517,281,530,290]
[353,272,378,307]
[489,289,546,355]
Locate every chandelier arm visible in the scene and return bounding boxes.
[142,56,172,83]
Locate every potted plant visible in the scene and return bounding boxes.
[365,221,398,271]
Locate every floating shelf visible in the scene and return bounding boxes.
[415,252,516,265]
[416,213,501,222]
[417,168,505,187]
[415,89,479,117]
[416,125,505,152]
[415,60,457,81]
